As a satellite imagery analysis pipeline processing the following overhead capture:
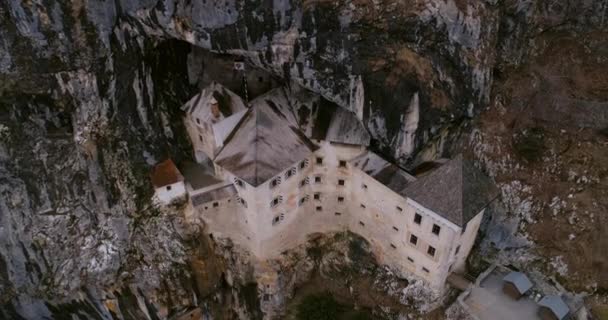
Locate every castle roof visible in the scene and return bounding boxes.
[181,161,223,190]
[351,151,416,197]
[191,184,238,207]
[214,90,318,186]
[182,82,247,124]
[403,154,499,227]
[151,159,184,188]
[250,87,370,146]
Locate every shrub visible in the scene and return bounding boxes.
[513,127,546,162]
[296,292,344,320]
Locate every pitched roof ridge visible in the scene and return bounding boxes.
[213,106,253,160]
[280,86,302,130]
[254,100,259,185]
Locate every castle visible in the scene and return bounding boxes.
[152,81,498,292]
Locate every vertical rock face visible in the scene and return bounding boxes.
[0,0,607,318]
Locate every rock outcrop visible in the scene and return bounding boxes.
[1,0,607,318]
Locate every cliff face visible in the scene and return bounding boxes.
[0,0,607,319]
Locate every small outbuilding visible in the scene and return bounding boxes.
[151,159,186,205]
[538,295,570,320]
[502,271,533,300]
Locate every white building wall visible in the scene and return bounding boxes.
[187,142,485,292]
[184,117,217,162]
[154,181,186,205]
[451,209,484,273]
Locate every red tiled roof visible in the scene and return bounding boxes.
[151,159,184,188]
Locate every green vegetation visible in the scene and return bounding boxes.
[513,127,546,162]
[593,305,608,320]
[295,292,376,320]
[296,292,344,320]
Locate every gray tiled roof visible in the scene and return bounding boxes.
[259,86,370,146]
[191,185,238,207]
[351,151,416,197]
[503,271,533,294]
[539,295,570,320]
[214,89,318,186]
[403,154,499,226]
[181,161,223,190]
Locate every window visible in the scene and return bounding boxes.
[316,206,322,212]
[392,226,399,232]
[299,178,309,188]
[213,202,219,208]
[270,177,281,189]
[199,135,203,142]
[270,196,282,208]
[359,221,365,227]
[390,243,397,249]
[427,246,436,257]
[362,184,368,189]
[414,213,422,225]
[422,267,430,273]
[234,178,244,189]
[299,195,309,206]
[338,160,347,168]
[316,157,323,165]
[407,257,414,263]
[236,197,248,208]
[432,224,441,236]
[166,185,172,191]
[455,245,460,255]
[335,212,341,216]
[360,204,366,209]
[300,159,309,169]
[285,167,296,179]
[258,76,263,83]
[314,176,322,184]
[338,179,345,186]
[396,206,403,212]
[314,193,321,200]
[410,234,418,245]
[196,118,200,124]
[272,213,285,226]
[337,196,344,203]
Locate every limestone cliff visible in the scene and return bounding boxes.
[0,0,607,319]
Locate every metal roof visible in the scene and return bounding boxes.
[539,295,570,320]
[403,154,499,227]
[503,272,533,294]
